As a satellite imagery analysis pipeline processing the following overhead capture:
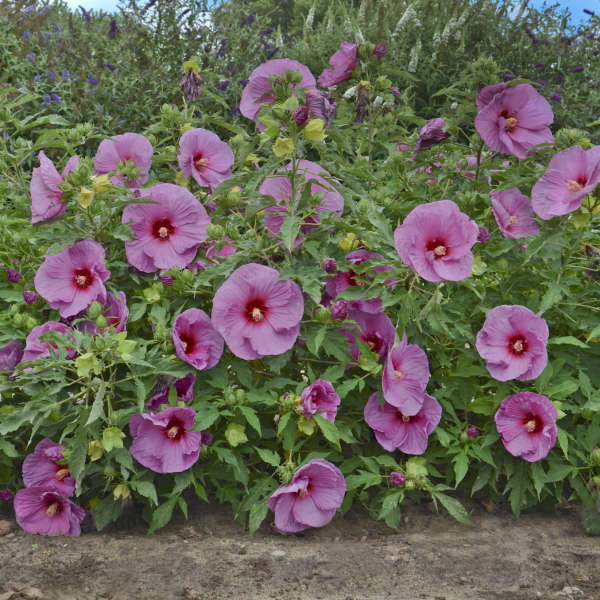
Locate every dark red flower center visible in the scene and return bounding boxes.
[508,335,528,355]
[347,269,366,287]
[500,110,518,131]
[523,414,542,433]
[152,218,175,241]
[178,333,196,355]
[245,299,268,323]
[566,175,588,192]
[44,494,64,517]
[73,267,94,289]
[363,334,383,354]
[193,153,209,171]
[426,238,448,259]
[165,419,185,441]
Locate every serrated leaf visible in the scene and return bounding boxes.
[148,497,177,534]
[434,492,471,524]
[346,470,382,491]
[538,283,562,315]
[549,336,588,348]
[69,424,89,488]
[131,481,158,506]
[249,501,269,536]
[239,405,261,435]
[254,446,280,466]
[453,453,469,487]
[313,414,340,450]
[86,380,106,425]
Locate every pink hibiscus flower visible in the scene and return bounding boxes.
[342,309,396,362]
[414,118,449,154]
[317,42,358,88]
[22,321,76,362]
[122,183,210,273]
[495,392,557,462]
[30,151,79,224]
[177,128,234,192]
[394,200,479,282]
[146,373,195,411]
[267,459,346,533]
[531,145,600,220]
[22,439,75,497]
[491,188,540,239]
[474,83,554,160]
[94,132,153,187]
[300,379,340,422]
[79,291,129,335]
[211,263,304,360]
[34,239,110,318]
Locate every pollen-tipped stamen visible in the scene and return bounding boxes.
[46,502,60,517]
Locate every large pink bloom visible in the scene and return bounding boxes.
[22,321,76,362]
[259,160,344,244]
[394,200,479,282]
[301,379,340,422]
[495,392,557,462]
[211,263,304,360]
[475,305,549,381]
[364,392,441,455]
[172,308,224,371]
[22,439,75,497]
[240,59,322,128]
[34,239,110,318]
[14,487,85,536]
[30,151,79,224]
[122,183,210,273]
[267,459,346,533]
[342,309,396,362]
[382,335,430,416]
[94,132,153,187]
[317,42,358,88]
[531,145,600,220]
[475,83,554,160]
[476,83,509,110]
[491,188,540,239]
[129,406,202,474]
[177,128,234,192]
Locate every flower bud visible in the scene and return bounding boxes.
[78,187,94,208]
[339,232,358,251]
[88,300,103,319]
[373,42,387,60]
[390,471,405,487]
[477,226,490,244]
[235,388,246,404]
[206,223,225,240]
[322,258,337,273]
[7,269,22,283]
[95,315,108,330]
[590,447,600,467]
[201,431,213,446]
[22,290,39,305]
[404,479,416,490]
[0,489,13,502]
[293,105,310,126]
[467,425,479,438]
[273,137,295,158]
[330,300,348,321]
[91,174,111,193]
[315,306,330,323]
[113,483,131,501]
[304,118,325,142]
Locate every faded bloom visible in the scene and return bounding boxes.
[22,321,75,362]
[172,308,224,371]
[122,183,210,273]
[129,406,202,474]
[22,439,75,497]
[531,145,600,220]
[211,263,304,360]
[330,299,348,321]
[301,379,340,422]
[317,42,358,88]
[147,373,195,411]
[364,392,442,455]
[475,305,549,381]
[0,340,23,371]
[475,83,554,159]
[30,151,80,224]
[181,69,203,102]
[394,200,479,282]
[293,105,310,126]
[0,490,13,502]
[94,132,153,187]
[495,392,557,462]
[322,258,337,273]
[267,459,346,533]
[390,471,405,487]
[177,128,234,192]
[477,226,490,244]
[34,239,110,318]
[14,487,85,536]
[373,42,387,60]
[414,118,449,154]
[7,268,22,283]
[491,188,540,239]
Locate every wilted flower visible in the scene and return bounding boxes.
[30,151,80,224]
[364,392,441,455]
[317,42,358,88]
[0,340,23,371]
[475,305,549,381]
[147,373,195,411]
[22,321,75,362]
[571,65,585,73]
[414,118,449,154]
[293,105,310,126]
[550,92,562,101]
[22,439,75,497]
[177,128,234,192]
[390,471,405,487]
[394,200,479,282]
[267,459,346,532]
[491,188,540,238]
[301,379,340,422]
[172,308,224,371]
[7,268,22,283]
[495,392,557,462]
[0,490,13,502]
[129,407,202,474]
[373,42,387,60]
[94,132,153,188]
[531,145,600,220]
[122,183,210,273]
[322,258,337,273]
[211,263,304,360]
[181,69,203,102]
[109,18,117,39]
[87,73,98,86]
[477,226,490,244]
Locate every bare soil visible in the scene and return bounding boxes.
[0,502,599,600]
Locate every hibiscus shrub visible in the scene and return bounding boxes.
[1,4,600,538]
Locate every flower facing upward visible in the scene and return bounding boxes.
[147,373,195,411]
[14,487,85,536]
[301,379,340,422]
[531,145,600,220]
[34,239,110,318]
[394,200,479,282]
[267,459,346,533]
[129,406,202,474]
[495,392,557,462]
[30,151,79,224]
[475,83,554,160]
[317,42,358,88]
[491,188,540,239]
[122,183,210,273]
[94,132,153,187]
[22,322,76,362]
[475,305,549,381]
[172,308,224,371]
[382,335,431,416]
[364,392,441,455]
[211,263,304,360]
[22,439,75,497]
[414,118,450,154]
[177,128,234,192]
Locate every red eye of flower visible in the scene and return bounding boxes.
[347,269,366,287]
[194,153,209,171]
[44,494,64,517]
[165,419,184,441]
[566,175,588,192]
[152,218,175,240]
[426,238,448,258]
[363,334,382,354]
[178,333,196,355]
[73,267,94,289]
[245,299,268,323]
[508,335,528,355]
[523,414,542,433]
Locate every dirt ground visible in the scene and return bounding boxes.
[0,501,599,600]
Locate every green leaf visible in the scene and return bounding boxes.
[249,501,269,536]
[549,336,588,348]
[130,481,158,506]
[94,495,122,531]
[279,214,301,251]
[225,423,248,447]
[313,414,341,450]
[545,462,574,482]
[239,405,261,435]
[195,403,220,429]
[102,427,125,453]
[434,493,471,524]
[0,438,18,457]
[557,428,569,458]
[254,447,281,467]
[453,453,469,487]
[86,380,106,425]
[538,283,562,315]
[346,470,382,491]
[69,424,89,487]
[149,497,177,534]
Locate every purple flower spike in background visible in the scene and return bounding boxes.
[171,308,224,371]
[491,188,540,239]
[0,340,23,371]
[147,373,195,411]
[317,42,358,88]
[129,406,202,474]
[22,439,75,497]
[301,379,340,422]
[414,118,449,154]
[476,305,549,381]
[267,459,346,533]
[94,132,153,188]
[495,392,557,462]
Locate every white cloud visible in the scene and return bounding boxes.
[64,0,120,11]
